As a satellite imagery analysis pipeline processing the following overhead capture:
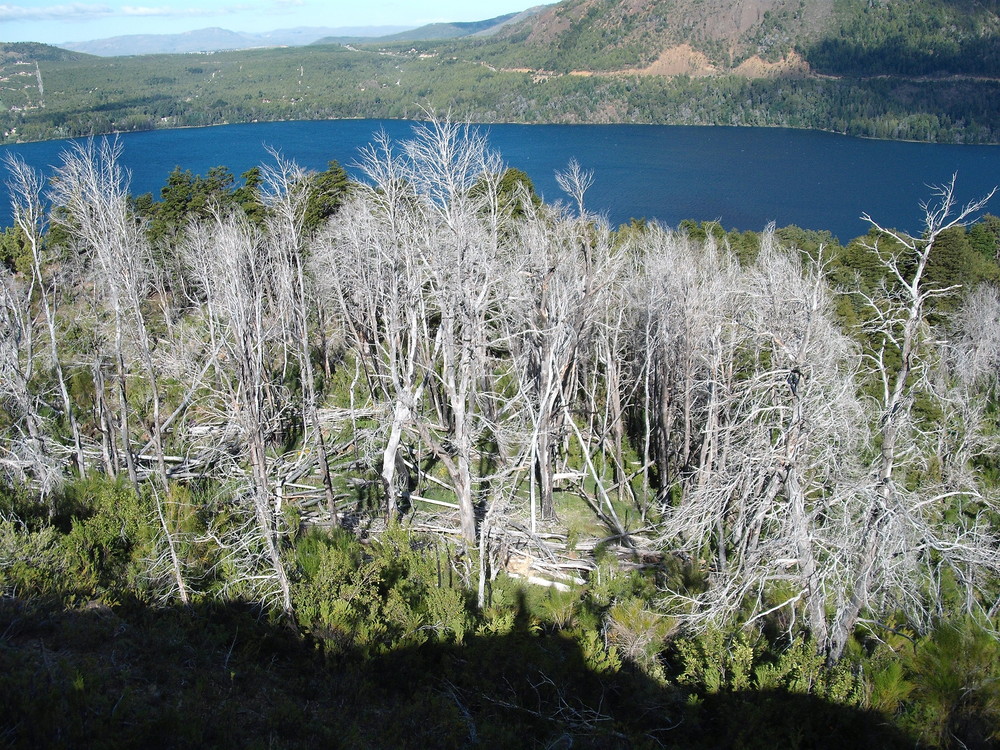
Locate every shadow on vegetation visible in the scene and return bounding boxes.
[0,594,914,749]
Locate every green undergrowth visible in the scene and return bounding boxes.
[2,478,994,747]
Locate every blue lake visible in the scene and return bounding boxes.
[2,120,999,241]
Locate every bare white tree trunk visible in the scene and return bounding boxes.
[656,229,867,651]
[316,118,510,543]
[260,155,341,525]
[5,154,86,481]
[504,177,624,524]
[826,178,1000,660]
[0,265,62,494]
[183,209,293,614]
[50,139,190,603]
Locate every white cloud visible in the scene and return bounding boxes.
[262,0,304,15]
[121,4,253,17]
[259,0,308,18]
[0,3,113,21]
[121,5,180,15]
[0,2,269,22]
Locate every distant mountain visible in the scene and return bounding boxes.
[368,12,521,42]
[315,8,548,45]
[60,26,414,56]
[62,28,253,56]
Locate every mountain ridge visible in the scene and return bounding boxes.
[58,25,415,56]
[432,0,1000,77]
[313,8,549,45]
[448,0,836,73]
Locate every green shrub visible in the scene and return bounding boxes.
[868,659,915,715]
[292,524,474,655]
[61,478,157,603]
[676,626,862,704]
[605,596,674,682]
[902,619,1000,748]
[0,517,73,600]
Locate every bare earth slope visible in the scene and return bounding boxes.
[499,0,835,72]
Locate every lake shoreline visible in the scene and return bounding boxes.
[5,115,1000,149]
[4,119,998,242]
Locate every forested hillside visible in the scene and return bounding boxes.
[805,0,1000,77]
[472,0,1000,74]
[460,0,835,71]
[4,0,1000,144]
[2,121,1000,747]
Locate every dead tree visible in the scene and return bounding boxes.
[49,139,190,604]
[405,120,507,542]
[825,178,1000,660]
[312,137,432,521]
[645,186,1000,660]
[660,231,866,649]
[628,226,739,500]
[504,188,624,527]
[0,257,62,493]
[50,139,142,489]
[182,209,293,614]
[5,154,86,480]
[259,154,340,525]
[316,118,510,543]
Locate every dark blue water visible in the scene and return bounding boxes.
[3,120,999,242]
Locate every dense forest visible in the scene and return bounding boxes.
[803,0,1000,78]
[3,40,998,145]
[421,0,1000,75]
[2,120,1000,747]
[4,0,1000,145]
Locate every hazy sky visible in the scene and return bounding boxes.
[1,1,542,44]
